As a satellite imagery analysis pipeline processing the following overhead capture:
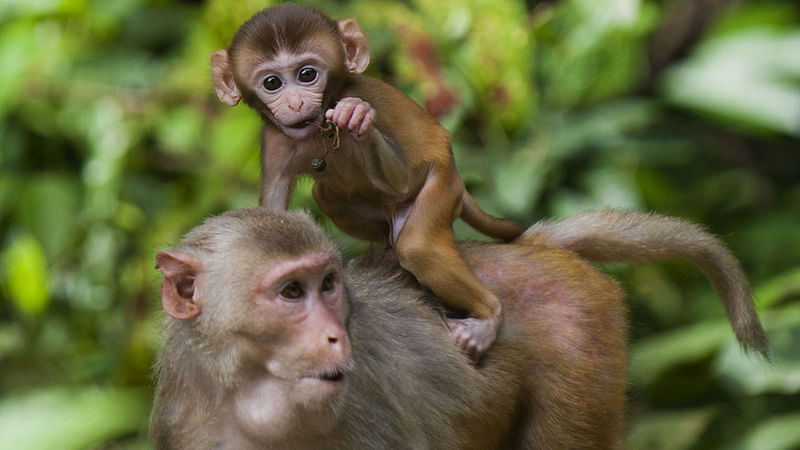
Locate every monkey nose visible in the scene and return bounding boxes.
[288,98,304,112]
[327,333,352,361]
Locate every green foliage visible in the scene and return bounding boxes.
[0,0,798,448]
[2,233,50,317]
[0,387,150,450]
[662,29,800,136]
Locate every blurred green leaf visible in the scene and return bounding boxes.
[662,30,800,136]
[0,0,85,19]
[0,387,150,450]
[627,407,716,450]
[708,2,800,37]
[492,147,546,216]
[209,106,261,176]
[15,174,82,260]
[534,0,658,107]
[155,106,205,156]
[735,412,800,450]
[549,100,657,160]
[0,324,25,358]
[2,233,50,317]
[753,267,800,309]
[0,21,35,116]
[630,320,734,386]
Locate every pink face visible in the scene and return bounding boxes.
[247,51,332,140]
[211,18,371,144]
[253,251,351,370]
[231,250,354,441]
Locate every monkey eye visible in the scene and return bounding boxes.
[263,75,283,91]
[298,67,318,83]
[280,281,304,299]
[321,273,337,292]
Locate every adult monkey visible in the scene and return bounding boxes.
[210,3,522,359]
[150,208,767,449]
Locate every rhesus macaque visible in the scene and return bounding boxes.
[150,208,767,449]
[210,3,522,359]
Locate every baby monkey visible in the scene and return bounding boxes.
[211,3,522,359]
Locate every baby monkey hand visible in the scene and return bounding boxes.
[326,97,375,141]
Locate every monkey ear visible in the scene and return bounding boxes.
[338,19,370,74]
[210,49,242,106]
[155,251,202,320]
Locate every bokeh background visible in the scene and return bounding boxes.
[1,0,798,448]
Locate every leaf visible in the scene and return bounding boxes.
[734,412,800,450]
[752,267,800,309]
[492,146,546,217]
[627,407,717,450]
[155,106,205,156]
[630,320,733,386]
[0,387,150,450]
[0,21,35,116]
[208,106,262,176]
[2,233,50,317]
[662,30,800,137]
[548,100,658,160]
[0,324,24,358]
[16,174,82,260]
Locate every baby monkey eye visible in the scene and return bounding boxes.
[263,75,282,91]
[280,281,303,299]
[321,273,337,292]
[298,67,318,83]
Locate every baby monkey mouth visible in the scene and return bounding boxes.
[287,121,314,130]
[286,114,322,129]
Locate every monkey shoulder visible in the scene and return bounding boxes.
[343,253,470,371]
[340,255,488,444]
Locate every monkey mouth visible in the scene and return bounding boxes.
[309,369,346,382]
[281,116,323,140]
[303,360,353,384]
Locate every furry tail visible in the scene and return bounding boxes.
[460,192,522,240]
[518,210,768,358]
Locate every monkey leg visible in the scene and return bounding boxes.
[394,164,501,360]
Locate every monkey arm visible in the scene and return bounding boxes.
[259,127,297,210]
[260,173,293,210]
[325,94,411,197]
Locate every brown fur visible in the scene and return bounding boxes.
[211,3,522,359]
[151,208,765,448]
[520,210,768,357]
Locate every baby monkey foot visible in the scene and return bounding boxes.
[447,316,499,362]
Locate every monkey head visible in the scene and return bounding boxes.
[211,4,370,140]
[155,209,353,441]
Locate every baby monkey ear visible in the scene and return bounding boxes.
[210,49,242,106]
[338,19,370,74]
[156,251,203,320]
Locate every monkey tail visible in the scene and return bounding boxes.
[518,210,769,358]
[460,192,523,241]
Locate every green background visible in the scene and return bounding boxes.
[1,0,798,448]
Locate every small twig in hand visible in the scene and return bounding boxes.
[307,118,341,172]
